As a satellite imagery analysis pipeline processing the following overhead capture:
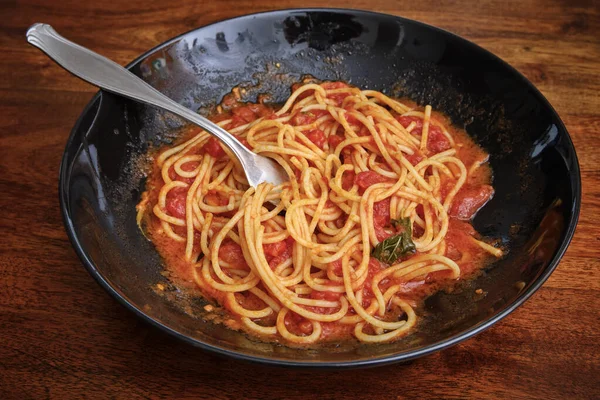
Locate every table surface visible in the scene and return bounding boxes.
[1,0,599,398]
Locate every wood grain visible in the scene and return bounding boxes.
[1,0,599,398]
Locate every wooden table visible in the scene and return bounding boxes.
[1,1,598,398]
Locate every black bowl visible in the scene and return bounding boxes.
[59,9,580,367]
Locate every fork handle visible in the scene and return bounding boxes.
[26,23,253,163]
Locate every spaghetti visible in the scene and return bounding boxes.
[137,81,503,345]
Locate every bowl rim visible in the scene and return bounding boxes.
[58,7,582,368]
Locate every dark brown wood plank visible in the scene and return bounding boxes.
[0,0,598,399]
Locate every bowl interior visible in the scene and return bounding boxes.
[60,9,580,366]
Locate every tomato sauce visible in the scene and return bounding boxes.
[263,237,294,269]
[140,82,499,347]
[203,137,226,159]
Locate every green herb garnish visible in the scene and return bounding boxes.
[371,217,416,264]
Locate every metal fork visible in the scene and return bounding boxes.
[26,23,288,188]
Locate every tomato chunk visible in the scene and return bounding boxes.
[413,222,425,237]
[309,290,342,301]
[397,116,451,153]
[285,312,313,335]
[321,82,349,90]
[263,241,287,258]
[354,171,390,194]
[328,92,351,106]
[373,198,391,228]
[228,104,268,127]
[263,237,294,268]
[363,258,385,294]
[405,151,425,166]
[328,134,345,150]
[181,161,199,172]
[219,241,248,269]
[427,127,451,153]
[450,185,494,220]
[329,259,343,275]
[445,218,478,262]
[330,94,349,106]
[203,137,226,159]
[291,110,328,126]
[230,116,248,128]
[232,106,256,123]
[397,116,423,132]
[204,190,229,207]
[449,216,477,236]
[322,82,351,106]
[210,112,232,124]
[305,129,326,149]
[373,198,392,242]
[341,169,356,191]
[165,187,187,218]
[292,112,315,126]
[246,103,273,118]
[344,111,362,128]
